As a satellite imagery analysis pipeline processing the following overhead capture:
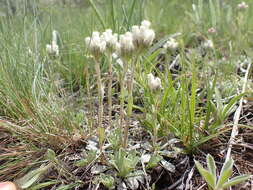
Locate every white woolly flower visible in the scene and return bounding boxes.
[238,1,249,10]
[147,73,162,91]
[141,26,155,47]
[46,40,59,56]
[163,38,178,51]
[101,29,118,51]
[117,32,135,58]
[202,39,214,49]
[85,31,106,57]
[131,20,155,48]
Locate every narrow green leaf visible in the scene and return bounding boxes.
[87,0,106,29]
[127,0,137,29]
[222,93,246,119]
[222,175,250,189]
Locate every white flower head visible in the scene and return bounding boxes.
[142,27,155,47]
[132,20,155,49]
[46,40,59,56]
[117,32,135,58]
[101,29,118,51]
[238,1,249,10]
[147,73,162,91]
[202,39,214,49]
[163,38,178,51]
[85,31,106,57]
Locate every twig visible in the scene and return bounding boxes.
[225,61,251,162]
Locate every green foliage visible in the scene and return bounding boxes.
[195,154,250,190]
[109,149,139,178]
[98,174,115,189]
[75,150,97,167]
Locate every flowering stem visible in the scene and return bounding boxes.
[152,98,159,151]
[120,59,128,146]
[123,57,138,148]
[84,64,94,132]
[94,58,104,153]
[108,53,113,129]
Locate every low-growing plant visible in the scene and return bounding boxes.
[194,154,250,190]
[109,148,139,178]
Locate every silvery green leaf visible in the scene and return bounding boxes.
[207,154,217,184]
[99,174,115,189]
[216,158,234,188]
[194,160,215,188]
[222,175,250,189]
[161,160,176,173]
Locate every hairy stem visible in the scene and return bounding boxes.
[120,60,128,146]
[84,65,93,132]
[94,58,104,152]
[108,53,113,129]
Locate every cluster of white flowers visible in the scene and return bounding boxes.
[147,73,162,91]
[237,1,249,10]
[101,29,118,51]
[131,20,155,48]
[85,20,155,59]
[85,32,107,58]
[163,38,179,51]
[116,32,135,58]
[46,30,59,56]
